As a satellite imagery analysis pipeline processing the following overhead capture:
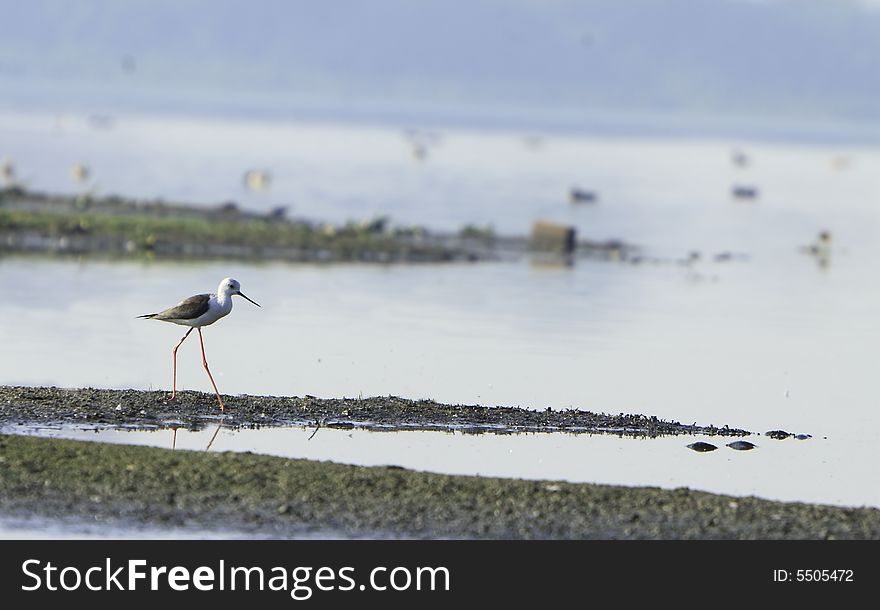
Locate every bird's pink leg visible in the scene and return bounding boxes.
[168,327,194,400]
[198,328,226,412]
[205,418,225,451]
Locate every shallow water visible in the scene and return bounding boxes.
[4,421,867,510]
[2,112,880,515]
[0,513,354,540]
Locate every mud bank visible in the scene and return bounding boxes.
[0,187,632,263]
[0,386,751,437]
[2,433,878,540]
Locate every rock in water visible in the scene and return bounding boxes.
[687,442,718,452]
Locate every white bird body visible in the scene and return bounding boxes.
[139,278,259,327]
[175,293,233,327]
[138,277,261,411]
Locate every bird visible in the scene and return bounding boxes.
[1,156,15,185]
[138,277,260,411]
[801,230,832,268]
[243,169,271,191]
[69,163,90,183]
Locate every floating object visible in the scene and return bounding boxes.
[0,157,14,184]
[713,251,748,263]
[731,149,750,167]
[731,185,759,200]
[677,251,701,266]
[530,220,576,254]
[687,442,718,452]
[411,143,429,161]
[799,230,831,268]
[402,128,442,162]
[727,440,756,451]
[138,278,261,412]
[803,230,831,257]
[243,170,271,191]
[70,163,90,183]
[569,188,598,204]
[766,430,812,441]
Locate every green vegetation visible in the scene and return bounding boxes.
[0,202,460,262]
[2,208,372,249]
[459,223,495,240]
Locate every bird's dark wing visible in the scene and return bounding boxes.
[147,293,211,321]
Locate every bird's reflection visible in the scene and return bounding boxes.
[167,417,226,451]
[205,417,226,451]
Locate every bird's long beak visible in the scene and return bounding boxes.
[237,291,261,307]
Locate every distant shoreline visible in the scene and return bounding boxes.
[4,89,880,148]
[0,187,631,264]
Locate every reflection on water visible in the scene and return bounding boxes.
[3,421,875,510]
[2,113,880,511]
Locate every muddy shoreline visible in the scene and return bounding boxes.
[0,385,751,437]
[2,385,873,540]
[2,431,879,540]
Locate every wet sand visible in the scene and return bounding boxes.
[2,385,878,539]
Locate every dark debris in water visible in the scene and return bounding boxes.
[687,442,718,452]
[727,441,757,451]
[0,385,753,438]
[766,430,812,441]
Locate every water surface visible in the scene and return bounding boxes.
[2,112,879,511]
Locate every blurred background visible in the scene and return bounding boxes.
[2,0,880,509]
[5,0,880,137]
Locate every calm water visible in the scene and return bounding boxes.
[2,421,862,510]
[2,111,880,514]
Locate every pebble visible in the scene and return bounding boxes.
[687,442,718,452]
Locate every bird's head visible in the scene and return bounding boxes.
[219,277,261,307]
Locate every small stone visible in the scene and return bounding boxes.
[727,440,756,451]
[687,442,717,452]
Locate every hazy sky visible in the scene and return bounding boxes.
[1,0,879,134]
